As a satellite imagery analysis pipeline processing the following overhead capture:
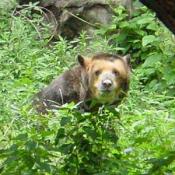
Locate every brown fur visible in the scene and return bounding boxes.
[34,53,131,113]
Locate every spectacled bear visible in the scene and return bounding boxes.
[34,53,131,113]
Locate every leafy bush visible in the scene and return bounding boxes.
[99,5,175,95]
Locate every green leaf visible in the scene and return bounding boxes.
[136,16,154,25]
[55,128,65,145]
[60,117,71,126]
[58,143,74,154]
[163,68,175,85]
[83,126,97,140]
[114,33,127,43]
[15,133,28,141]
[142,35,157,46]
[143,53,162,67]
[147,23,158,31]
[25,140,37,150]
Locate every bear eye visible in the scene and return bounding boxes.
[113,70,119,76]
[95,70,101,76]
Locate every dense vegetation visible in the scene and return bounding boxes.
[0,1,175,174]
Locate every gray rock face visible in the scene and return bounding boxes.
[19,0,133,39]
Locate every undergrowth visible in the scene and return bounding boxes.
[0,1,175,175]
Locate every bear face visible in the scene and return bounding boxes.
[78,53,131,105]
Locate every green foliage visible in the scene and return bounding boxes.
[100,5,175,95]
[0,2,175,175]
[54,106,121,174]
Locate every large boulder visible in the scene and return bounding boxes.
[19,0,133,39]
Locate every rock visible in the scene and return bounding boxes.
[19,0,133,39]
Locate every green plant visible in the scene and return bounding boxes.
[54,105,121,175]
[99,5,175,95]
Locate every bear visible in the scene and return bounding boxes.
[34,53,131,113]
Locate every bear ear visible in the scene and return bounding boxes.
[122,54,131,66]
[77,55,85,67]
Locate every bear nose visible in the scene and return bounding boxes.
[102,79,113,88]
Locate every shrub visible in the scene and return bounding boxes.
[99,5,175,95]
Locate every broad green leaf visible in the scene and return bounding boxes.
[147,23,158,31]
[143,53,162,67]
[137,16,154,25]
[142,35,157,46]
